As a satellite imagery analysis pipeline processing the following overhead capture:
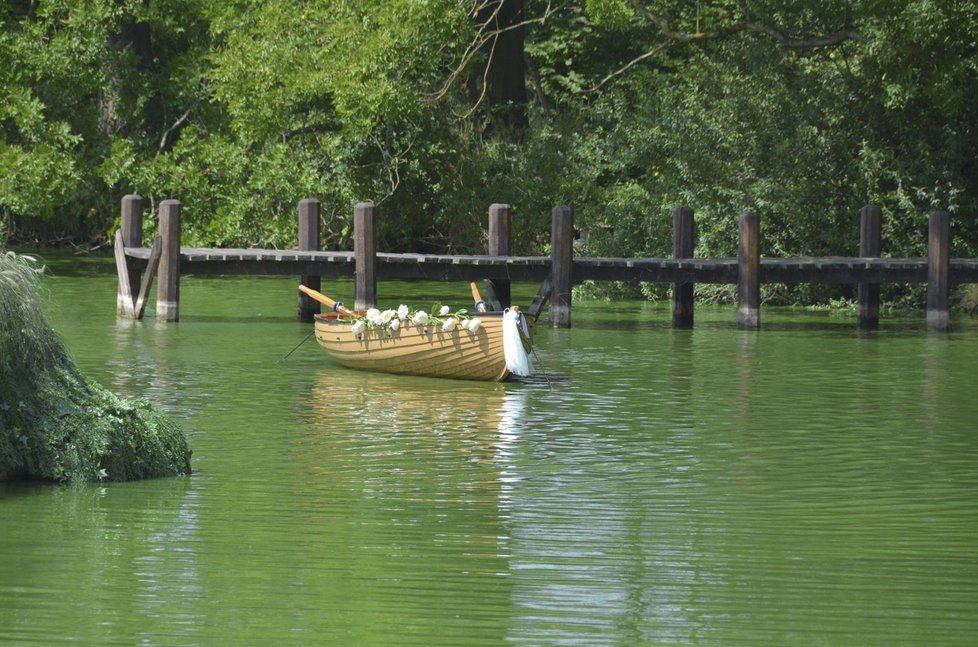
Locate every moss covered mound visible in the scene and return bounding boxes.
[0,251,191,483]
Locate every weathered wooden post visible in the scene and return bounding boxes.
[297,198,321,322]
[117,194,144,315]
[156,199,181,322]
[354,201,377,311]
[738,211,760,330]
[485,203,511,310]
[926,210,950,331]
[672,206,695,328]
[858,205,882,329]
[550,205,574,327]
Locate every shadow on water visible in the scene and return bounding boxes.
[559,303,978,339]
[510,372,570,387]
[16,249,117,277]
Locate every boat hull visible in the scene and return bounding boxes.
[313,312,531,381]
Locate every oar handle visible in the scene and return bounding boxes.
[470,282,487,312]
[298,284,356,317]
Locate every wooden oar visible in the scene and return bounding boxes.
[298,284,356,317]
[469,282,488,312]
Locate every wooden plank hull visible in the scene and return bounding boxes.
[313,312,532,381]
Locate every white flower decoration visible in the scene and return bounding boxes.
[439,305,451,316]
[351,319,367,335]
[389,318,400,332]
[397,304,409,320]
[365,307,380,321]
[466,317,482,332]
[442,317,457,331]
[412,310,429,325]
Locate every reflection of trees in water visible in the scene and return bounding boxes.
[0,479,201,644]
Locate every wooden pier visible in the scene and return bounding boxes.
[113,194,978,331]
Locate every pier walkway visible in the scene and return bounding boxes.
[113,196,973,331]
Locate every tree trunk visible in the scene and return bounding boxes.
[468,0,528,133]
[100,2,154,136]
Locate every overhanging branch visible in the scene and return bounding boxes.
[581,2,867,92]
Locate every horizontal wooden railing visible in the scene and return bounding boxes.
[114,195,971,331]
[120,246,978,284]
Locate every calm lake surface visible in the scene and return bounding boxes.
[2,254,978,645]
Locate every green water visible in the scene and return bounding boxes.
[2,257,978,645]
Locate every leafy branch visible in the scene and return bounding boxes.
[582,0,866,93]
[431,0,563,115]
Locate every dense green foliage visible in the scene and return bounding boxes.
[0,252,191,482]
[2,1,976,302]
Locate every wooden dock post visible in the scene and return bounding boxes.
[354,201,377,311]
[550,205,574,327]
[672,206,695,328]
[297,198,321,322]
[738,211,760,330]
[117,195,144,315]
[927,210,951,331]
[858,205,882,329]
[156,199,182,322]
[485,203,511,310]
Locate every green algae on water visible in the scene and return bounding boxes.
[0,251,191,483]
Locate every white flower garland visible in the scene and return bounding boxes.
[346,303,482,337]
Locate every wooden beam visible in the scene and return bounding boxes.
[927,210,950,331]
[156,200,181,322]
[671,206,695,328]
[133,235,162,319]
[550,206,574,327]
[527,274,553,320]
[298,198,321,322]
[113,229,135,318]
[117,195,143,315]
[738,211,760,329]
[858,205,882,329]
[484,203,511,310]
[354,201,377,311]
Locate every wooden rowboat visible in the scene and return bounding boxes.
[299,285,534,382]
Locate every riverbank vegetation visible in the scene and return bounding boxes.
[0,252,191,483]
[2,1,976,306]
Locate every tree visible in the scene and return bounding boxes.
[466,0,529,132]
[1,0,977,312]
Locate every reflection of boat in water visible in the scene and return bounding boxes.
[299,285,534,382]
[295,372,529,645]
[307,369,511,435]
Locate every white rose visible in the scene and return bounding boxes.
[466,317,482,332]
[351,319,366,335]
[442,317,457,331]
[412,310,429,325]
[439,305,451,316]
[397,304,409,320]
[381,309,396,323]
[389,318,400,332]
[365,308,380,321]
[371,314,386,327]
